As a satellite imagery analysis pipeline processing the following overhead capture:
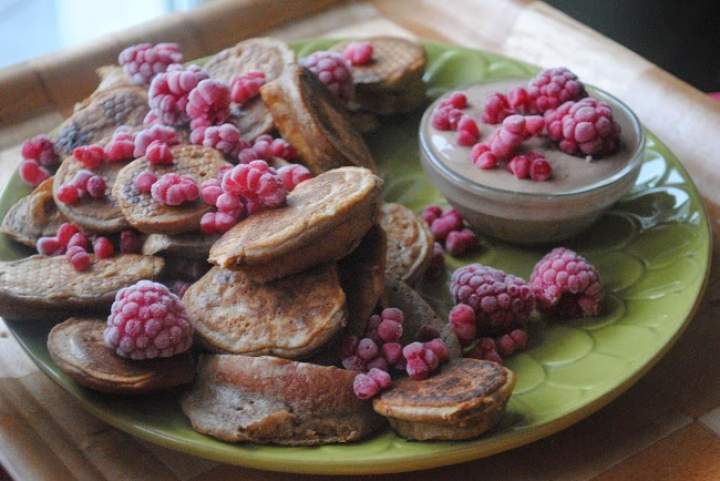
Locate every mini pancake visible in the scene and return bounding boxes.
[261,65,377,174]
[380,202,434,286]
[114,144,229,234]
[181,354,385,445]
[204,37,295,142]
[142,232,218,259]
[373,358,515,441]
[53,155,130,234]
[183,263,346,358]
[209,167,382,282]
[52,86,148,156]
[92,65,134,98]
[1,178,65,247]
[48,318,194,394]
[338,225,386,337]
[383,276,462,360]
[331,37,427,114]
[0,254,164,321]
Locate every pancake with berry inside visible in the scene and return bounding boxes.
[338,225,387,338]
[52,86,148,156]
[1,178,65,248]
[373,358,515,440]
[209,167,382,282]
[380,202,434,286]
[53,155,130,234]
[260,65,377,174]
[0,254,164,321]
[48,317,194,394]
[331,36,427,115]
[114,144,229,234]
[142,232,218,259]
[204,37,295,142]
[183,263,346,358]
[181,354,385,445]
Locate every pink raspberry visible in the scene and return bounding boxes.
[19,160,50,186]
[439,92,468,110]
[467,337,504,364]
[56,184,80,204]
[143,111,160,126]
[425,241,446,280]
[215,192,245,218]
[250,134,273,160]
[134,125,178,158]
[186,79,231,125]
[402,340,446,381]
[151,173,199,206]
[70,169,93,191]
[367,356,389,372]
[527,67,585,113]
[56,223,79,247]
[68,232,88,250]
[36,236,63,256]
[430,209,463,242]
[529,247,602,318]
[445,228,478,256]
[276,164,312,191]
[529,153,552,181]
[104,127,135,162]
[200,123,247,157]
[300,51,353,102]
[221,160,286,209]
[431,105,463,130]
[420,205,443,226]
[496,328,529,356]
[93,236,114,259]
[200,178,223,205]
[450,264,534,333]
[356,338,380,361]
[353,372,380,400]
[507,86,535,113]
[134,170,158,194]
[342,41,374,66]
[470,143,498,170]
[507,154,531,179]
[342,355,367,372]
[482,92,513,124]
[377,318,403,343]
[118,42,183,86]
[149,64,209,125]
[119,229,142,254]
[405,356,431,380]
[485,114,544,160]
[229,71,266,104]
[146,141,174,165]
[200,212,237,235]
[85,175,107,199]
[449,303,476,345]
[457,115,480,146]
[424,338,449,363]
[545,98,620,157]
[21,135,58,167]
[381,342,403,366]
[367,367,391,389]
[269,138,297,160]
[72,144,105,169]
[66,245,91,272]
[103,280,193,359]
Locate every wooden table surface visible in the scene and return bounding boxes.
[0,1,719,480]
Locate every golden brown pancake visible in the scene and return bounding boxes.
[261,65,377,174]
[142,232,218,259]
[181,354,385,445]
[52,86,148,156]
[113,144,229,234]
[380,202,434,286]
[1,178,65,247]
[0,254,164,321]
[92,65,134,97]
[204,37,295,142]
[53,155,130,234]
[373,358,515,440]
[338,225,386,338]
[48,318,194,394]
[183,263,346,358]
[209,167,382,282]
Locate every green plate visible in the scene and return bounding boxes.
[0,41,711,475]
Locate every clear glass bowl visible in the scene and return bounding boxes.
[419,86,645,245]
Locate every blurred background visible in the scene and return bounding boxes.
[0,0,718,91]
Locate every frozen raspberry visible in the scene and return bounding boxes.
[467,337,503,364]
[527,67,585,113]
[356,337,379,361]
[449,303,476,345]
[200,123,246,157]
[367,367,391,389]
[134,170,158,193]
[85,175,106,199]
[143,111,160,126]
[104,128,135,162]
[529,247,602,318]
[450,264,534,332]
[151,173,199,206]
[342,354,366,372]
[507,86,535,113]
[134,125,178,158]
[221,160,286,209]
[377,319,403,343]
[21,135,58,167]
[545,98,620,157]
[103,280,193,359]
[487,114,545,160]
[343,41,374,66]
[200,178,223,205]
[229,71,266,104]
[148,64,209,125]
[93,236,114,259]
[57,184,80,204]
[36,236,62,256]
[250,135,273,160]
[420,205,443,226]
[529,153,552,181]
[215,192,244,218]
[118,42,183,86]
[186,79,231,125]
[367,356,389,372]
[402,341,425,360]
[200,212,237,235]
[430,209,463,242]
[457,115,480,146]
[120,229,142,254]
[431,105,463,131]
[496,328,529,356]
[72,144,105,169]
[482,92,513,124]
[56,223,79,247]
[440,92,468,110]
[381,342,403,366]
[470,143,498,170]
[507,154,530,179]
[69,169,93,192]
[66,245,91,272]
[276,164,312,191]
[445,228,478,256]
[68,232,88,250]
[353,372,380,400]
[19,160,50,186]
[381,307,403,323]
[146,141,174,165]
[425,241,446,279]
[269,138,297,160]
[424,338,449,363]
[300,51,353,102]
